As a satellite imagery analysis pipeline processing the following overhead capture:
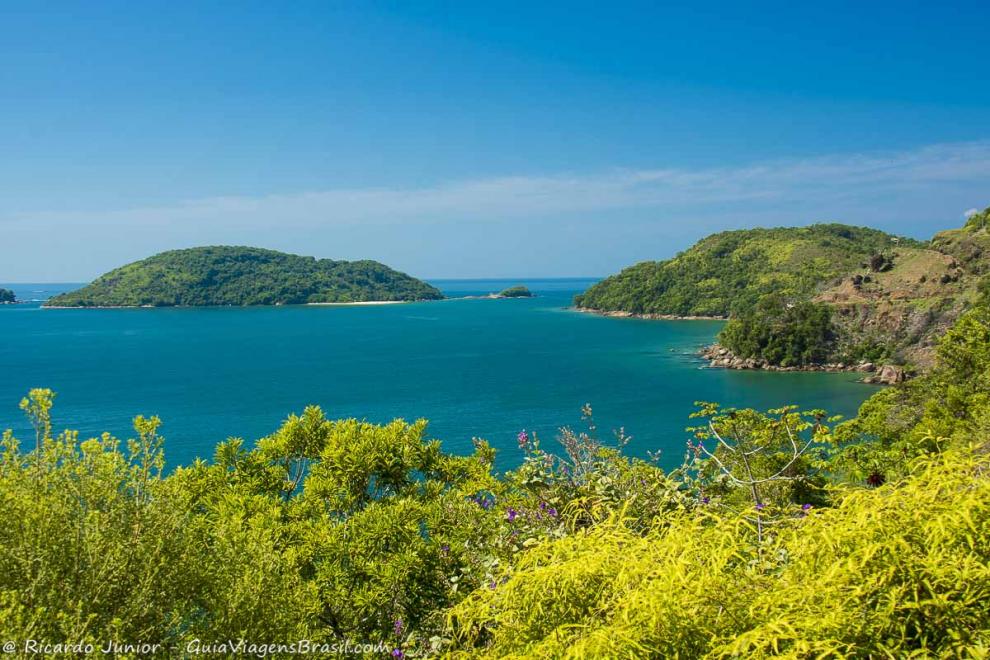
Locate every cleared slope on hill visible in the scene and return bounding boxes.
[808,209,990,368]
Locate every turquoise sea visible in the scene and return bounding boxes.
[0,279,872,470]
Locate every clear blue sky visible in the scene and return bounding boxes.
[2,1,988,281]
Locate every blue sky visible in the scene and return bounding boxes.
[2,1,988,281]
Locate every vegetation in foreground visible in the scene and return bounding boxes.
[45,246,444,307]
[2,296,989,657]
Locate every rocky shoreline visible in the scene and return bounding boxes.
[574,307,726,321]
[699,344,907,385]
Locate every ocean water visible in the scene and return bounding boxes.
[0,279,872,471]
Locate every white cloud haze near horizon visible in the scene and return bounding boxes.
[2,140,989,281]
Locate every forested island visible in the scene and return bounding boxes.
[44,246,444,307]
[497,285,533,298]
[577,208,990,374]
[0,288,15,303]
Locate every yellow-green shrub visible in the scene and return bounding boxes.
[447,445,990,658]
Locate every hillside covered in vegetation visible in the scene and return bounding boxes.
[0,288,15,303]
[3,289,989,656]
[579,210,990,369]
[45,246,444,307]
[574,224,911,317]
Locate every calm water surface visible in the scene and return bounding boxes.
[0,279,872,470]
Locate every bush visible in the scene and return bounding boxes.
[446,445,990,658]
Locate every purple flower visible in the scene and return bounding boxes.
[755,503,766,511]
[394,619,404,636]
[506,507,518,522]
[441,544,450,554]
[701,496,710,505]
[547,507,558,518]
[391,650,404,659]
[489,580,497,590]
[471,494,494,510]
[539,501,547,511]
[517,430,529,449]
[802,503,812,511]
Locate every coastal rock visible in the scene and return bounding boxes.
[862,364,906,385]
[576,308,727,321]
[699,343,911,384]
[877,365,906,384]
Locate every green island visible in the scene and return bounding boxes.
[0,288,15,304]
[4,289,989,656]
[44,246,444,307]
[578,208,990,374]
[497,285,533,298]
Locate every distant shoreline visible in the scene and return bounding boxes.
[573,307,726,321]
[44,300,418,309]
[41,296,533,309]
[305,300,406,306]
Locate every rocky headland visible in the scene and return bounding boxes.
[699,344,907,384]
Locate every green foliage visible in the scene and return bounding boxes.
[507,405,689,532]
[718,297,837,366]
[978,274,990,306]
[0,397,505,654]
[0,391,201,647]
[831,299,990,486]
[0,287,15,303]
[964,206,990,232]
[497,285,533,298]
[45,246,444,307]
[931,206,990,275]
[575,224,909,316]
[685,403,833,514]
[447,445,990,658]
[840,336,892,363]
